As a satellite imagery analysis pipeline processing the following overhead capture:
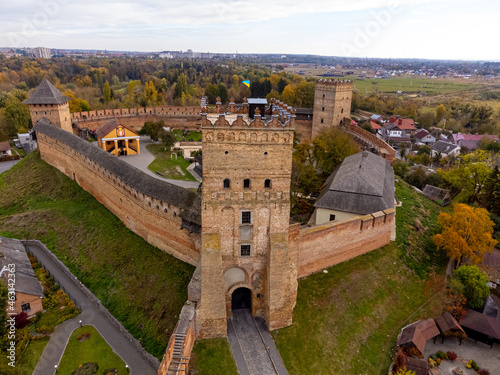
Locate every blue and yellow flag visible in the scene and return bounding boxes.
[242,80,250,87]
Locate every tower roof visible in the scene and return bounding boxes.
[23,78,70,105]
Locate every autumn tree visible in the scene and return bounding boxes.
[436,104,448,122]
[453,265,490,309]
[312,127,359,174]
[144,81,158,106]
[63,89,90,113]
[433,203,497,265]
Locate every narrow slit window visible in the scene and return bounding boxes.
[264,179,271,189]
[224,179,230,189]
[243,179,250,189]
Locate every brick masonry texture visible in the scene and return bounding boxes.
[35,125,201,265]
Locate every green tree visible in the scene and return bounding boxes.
[173,73,188,100]
[4,97,31,135]
[294,81,315,108]
[481,166,500,215]
[103,81,112,103]
[158,129,177,151]
[312,128,359,174]
[217,83,228,104]
[438,150,493,203]
[277,78,288,94]
[453,265,490,309]
[205,84,219,105]
[139,120,165,141]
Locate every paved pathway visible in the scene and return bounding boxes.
[424,336,500,373]
[26,243,157,375]
[120,136,199,189]
[0,159,19,174]
[227,309,289,375]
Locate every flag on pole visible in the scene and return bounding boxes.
[242,80,250,87]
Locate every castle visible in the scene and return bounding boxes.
[25,78,395,372]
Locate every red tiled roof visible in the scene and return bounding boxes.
[397,118,417,130]
[415,130,430,139]
[370,121,382,130]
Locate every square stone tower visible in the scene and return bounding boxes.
[197,107,298,338]
[23,78,72,133]
[311,79,354,139]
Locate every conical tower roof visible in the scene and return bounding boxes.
[23,78,70,105]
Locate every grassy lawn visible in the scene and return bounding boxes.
[272,179,448,375]
[146,144,197,181]
[189,338,238,375]
[0,151,195,358]
[173,129,202,142]
[57,326,127,375]
[17,337,49,375]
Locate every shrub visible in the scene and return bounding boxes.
[85,332,90,338]
[478,369,490,375]
[436,350,447,360]
[447,351,457,360]
[466,360,480,371]
[430,354,438,361]
[77,334,82,340]
[14,312,30,329]
[72,362,98,375]
[103,369,118,375]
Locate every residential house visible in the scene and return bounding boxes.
[414,130,436,144]
[379,122,411,146]
[430,141,460,158]
[451,133,499,151]
[0,141,11,157]
[0,237,44,318]
[388,116,417,136]
[313,151,395,225]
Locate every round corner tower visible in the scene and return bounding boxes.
[196,107,298,338]
[311,79,354,138]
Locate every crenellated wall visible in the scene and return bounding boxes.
[35,118,202,265]
[71,105,202,132]
[291,208,395,277]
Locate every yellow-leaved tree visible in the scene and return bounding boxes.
[433,204,497,265]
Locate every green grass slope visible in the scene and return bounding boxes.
[273,180,448,375]
[0,151,195,358]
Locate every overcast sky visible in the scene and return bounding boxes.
[1,0,498,60]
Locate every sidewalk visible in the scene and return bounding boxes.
[120,136,199,189]
[26,241,158,375]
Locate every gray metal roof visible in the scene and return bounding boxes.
[247,98,268,104]
[314,151,395,215]
[23,78,70,105]
[430,140,459,154]
[0,237,44,297]
[35,118,201,225]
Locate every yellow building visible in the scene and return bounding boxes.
[96,119,140,156]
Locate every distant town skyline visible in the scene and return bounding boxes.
[1,0,498,61]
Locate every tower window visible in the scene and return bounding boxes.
[341,108,344,113]
[240,244,251,257]
[241,211,252,224]
[323,94,325,98]
[264,179,271,188]
[224,178,230,189]
[320,118,324,124]
[243,179,250,189]
[330,214,336,221]
[321,107,325,111]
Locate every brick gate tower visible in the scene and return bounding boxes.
[311,79,354,139]
[196,107,298,338]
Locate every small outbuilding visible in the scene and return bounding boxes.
[313,151,395,225]
[460,295,500,347]
[0,141,11,157]
[434,312,466,344]
[421,185,451,206]
[96,119,140,156]
[397,319,440,356]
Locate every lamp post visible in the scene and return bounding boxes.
[54,364,58,373]
[79,320,82,328]
[125,364,130,373]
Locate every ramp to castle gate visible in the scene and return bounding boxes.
[227,309,289,375]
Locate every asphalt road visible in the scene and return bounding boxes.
[0,159,19,174]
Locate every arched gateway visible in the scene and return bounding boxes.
[231,287,252,310]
